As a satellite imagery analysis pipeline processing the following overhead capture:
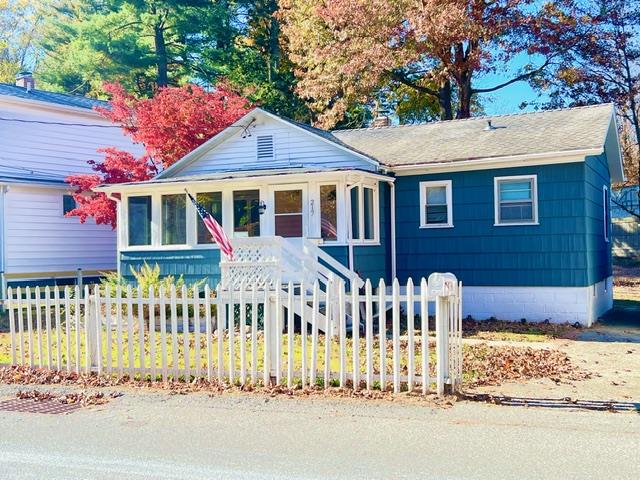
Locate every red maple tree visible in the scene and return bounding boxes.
[66,82,251,228]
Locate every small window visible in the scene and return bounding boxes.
[320,185,338,241]
[274,189,303,237]
[603,186,611,242]
[420,180,452,228]
[161,194,187,245]
[128,196,152,246]
[350,184,378,242]
[196,192,223,244]
[233,190,260,237]
[63,194,76,215]
[494,175,538,225]
[257,135,274,161]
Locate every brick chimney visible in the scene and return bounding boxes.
[15,71,35,91]
[371,114,391,128]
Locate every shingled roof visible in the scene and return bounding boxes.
[0,83,107,110]
[331,104,616,167]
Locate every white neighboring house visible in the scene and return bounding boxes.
[0,73,142,291]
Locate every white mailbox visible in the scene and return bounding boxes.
[427,272,458,298]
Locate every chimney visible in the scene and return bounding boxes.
[372,114,391,128]
[15,71,35,92]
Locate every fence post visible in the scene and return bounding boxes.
[76,268,83,297]
[266,283,280,383]
[435,296,449,396]
[86,289,99,371]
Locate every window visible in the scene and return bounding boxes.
[196,192,223,244]
[62,194,76,215]
[233,190,260,237]
[350,184,377,242]
[494,175,538,225]
[128,196,152,246]
[257,135,274,161]
[603,186,611,242]
[161,194,187,245]
[420,180,452,228]
[320,185,338,241]
[274,189,303,237]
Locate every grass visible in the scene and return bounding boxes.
[0,328,439,383]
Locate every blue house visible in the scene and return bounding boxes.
[98,105,624,326]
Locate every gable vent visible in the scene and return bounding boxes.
[257,135,274,161]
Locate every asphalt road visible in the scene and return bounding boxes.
[0,385,638,480]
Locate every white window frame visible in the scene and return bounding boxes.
[603,185,610,242]
[419,180,453,228]
[494,175,539,226]
[316,182,342,244]
[350,182,380,245]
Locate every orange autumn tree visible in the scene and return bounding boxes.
[66,83,250,228]
[279,0,592,127]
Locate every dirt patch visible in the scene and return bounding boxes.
[463,344,590,387]
[462,319,578,342]
[614,264,640,301]
[470,339,640,403]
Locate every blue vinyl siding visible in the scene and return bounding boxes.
[395,162,600,287]
[120,249,221,288]
[584,153,613,284]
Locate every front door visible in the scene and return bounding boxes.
[270,184,307,238]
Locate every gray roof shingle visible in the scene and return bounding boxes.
[331,104,615,167]
[0,83,107,110]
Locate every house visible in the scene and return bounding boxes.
[97,104,623,326]
[611,185,639,259]
[0,73,141,291]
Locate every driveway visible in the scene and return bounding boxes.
[0,384,638,480]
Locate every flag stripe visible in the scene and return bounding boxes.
[188,193,234,260]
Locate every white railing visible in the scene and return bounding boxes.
[220,236,363,293]
[3,275,462,395]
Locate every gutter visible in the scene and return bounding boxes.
[390,148,603,174]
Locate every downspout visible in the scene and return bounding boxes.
[107,192,122,278]
[346,183,358,273]
[0,185,6,300]
[387,180,396,280]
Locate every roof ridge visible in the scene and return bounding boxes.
[331,103,615,133]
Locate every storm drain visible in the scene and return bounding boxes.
[0,398,82,415]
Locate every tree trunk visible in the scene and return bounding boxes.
[154,24,169,87]
[438,80,453,120]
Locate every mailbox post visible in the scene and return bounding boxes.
[428,272,458,395]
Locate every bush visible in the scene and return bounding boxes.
[100,262,206,297]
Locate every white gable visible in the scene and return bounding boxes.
[164,110,377,178]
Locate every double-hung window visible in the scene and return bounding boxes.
[350,184,378,242]
[494,175,538,225]
[420,180,453,228]
[128,196,152,246]
[603,186,611,242]
[161,194,187,245]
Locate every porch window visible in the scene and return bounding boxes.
[161,194,187,245]
[320,185,338,241]
[128,196,152,246]
[494,175,538,225]
[350,185,377,242]
[233,190,260,237]
[196,192,223,244]
[274,189,303,237]
[420,180,453,228]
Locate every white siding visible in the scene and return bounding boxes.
[0,101,144,180]
[4,185,116,276]
[174,115,374,177]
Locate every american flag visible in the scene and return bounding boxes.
[187,192,234,260]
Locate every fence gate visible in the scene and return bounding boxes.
[4,275,462,396]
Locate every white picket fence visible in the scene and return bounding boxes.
[4,275,462,395]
